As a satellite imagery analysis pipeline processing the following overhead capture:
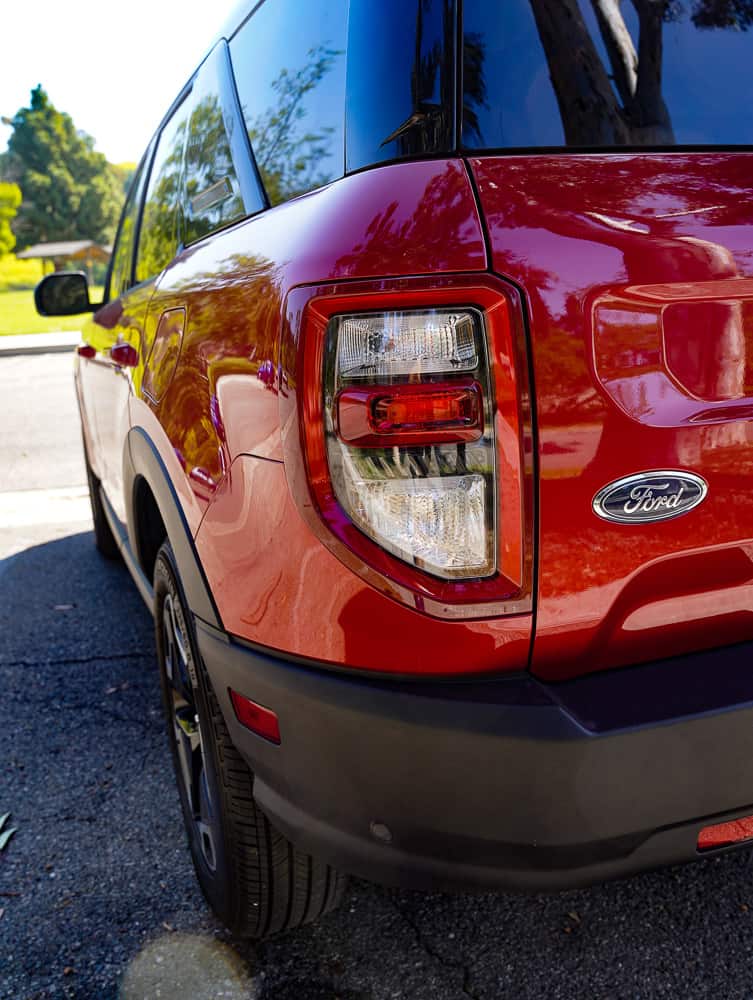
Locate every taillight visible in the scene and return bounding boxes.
[283,276,533,621]
[324,309,496,580]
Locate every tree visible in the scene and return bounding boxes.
[465,1,753,147]
[244,46,340,205]
[1,85,122,248]
[0,182,21,256]
[111,162,137,198]
[541,0,753,144]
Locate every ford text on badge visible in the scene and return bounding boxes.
[592,472,708,525]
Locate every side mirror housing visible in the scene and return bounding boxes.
[34,271,94,316]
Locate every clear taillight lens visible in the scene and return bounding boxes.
[324,309,496,580]
[336,310,478,378]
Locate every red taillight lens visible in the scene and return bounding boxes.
[698,815,753,850]
[229,689,281,744]
[336,381,483,447]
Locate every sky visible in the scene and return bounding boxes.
[2,0,244,164]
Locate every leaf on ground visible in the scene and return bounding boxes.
[0,815,17,851]
[0,828,16,852]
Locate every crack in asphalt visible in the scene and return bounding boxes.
[389,897,483,1000]
[5,690,161,732]
[0,651,148,669]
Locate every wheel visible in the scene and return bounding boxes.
[82,434,120,560]
[153,541,346,938]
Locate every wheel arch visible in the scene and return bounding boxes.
[124,426,222,629]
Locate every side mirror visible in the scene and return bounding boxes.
[34,272,94,316]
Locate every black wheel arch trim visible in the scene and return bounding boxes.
[124,426,222,629]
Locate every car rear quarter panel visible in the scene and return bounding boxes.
[130,159,534,674]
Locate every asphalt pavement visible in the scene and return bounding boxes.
[3,353,753,999]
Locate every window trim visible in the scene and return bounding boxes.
[104,142,154,303]
[181,39,268,251]
[215,39,269,216]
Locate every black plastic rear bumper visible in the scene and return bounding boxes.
[195,620,753,891]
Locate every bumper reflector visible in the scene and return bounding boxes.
[229,689,281,744]
[698,815,753,850]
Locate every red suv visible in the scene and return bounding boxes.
[36,0,753,938]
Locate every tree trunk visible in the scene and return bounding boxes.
[590,0,638,105]
[626,0,675,144]
[529,0,675,147]
[529,0,631,145]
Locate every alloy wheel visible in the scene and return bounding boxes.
[162,592,218,872]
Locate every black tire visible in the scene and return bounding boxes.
[82,435,120,560]
[153,541,346,938]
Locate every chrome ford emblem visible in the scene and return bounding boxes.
[593,471,707,524]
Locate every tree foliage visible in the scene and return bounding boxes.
[135,105,189,283]
[689,0,753,28]
[111,162,137,198]
[246,46,339,205]
[1,86,122,248]
[183,95,245,244]
[0,182,21,256]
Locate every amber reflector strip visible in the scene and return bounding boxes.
[336,381,483,448]
[698,815,753,850]
[229,689,281,744]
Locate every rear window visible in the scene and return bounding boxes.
[462,0,753,150]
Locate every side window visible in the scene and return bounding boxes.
[107,153,150,300]
[229,0,347,207]
[135,96,191,284]
[183,41,264,245]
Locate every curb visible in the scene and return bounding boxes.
[0,332,81,357]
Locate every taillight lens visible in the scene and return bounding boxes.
[323,309,496,580]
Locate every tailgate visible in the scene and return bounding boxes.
[470,152,753,680]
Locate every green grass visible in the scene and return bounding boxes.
[0,254,45,292]
[0,287,104,336]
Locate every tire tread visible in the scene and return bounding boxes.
[155,540,344,939]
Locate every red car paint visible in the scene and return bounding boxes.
[470,153,753,681]
[78,151,753,681]
[183,167,532,673]
[77,158,532,675]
